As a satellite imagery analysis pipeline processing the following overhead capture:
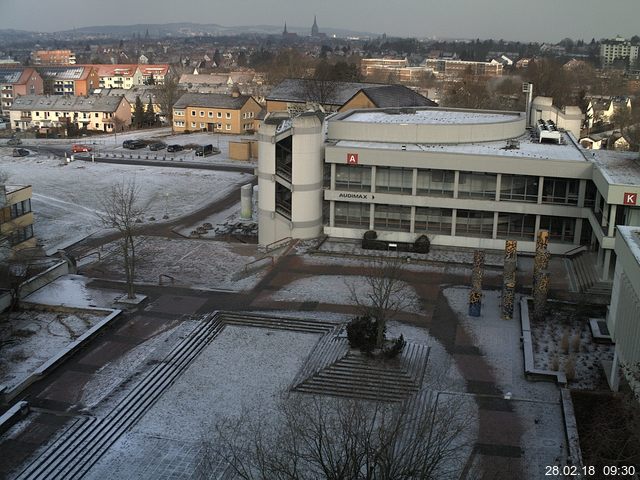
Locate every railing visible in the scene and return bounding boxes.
[158,274,175,285]
[562,245,588,258]
[263,236,292,253]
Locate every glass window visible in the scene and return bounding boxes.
[225,124,231,130]
[335,165,371,191]
[415,207,452,235]
[334,202,370,227]
[456,209,494,238]
[458,172,497,200]
[208,111,213,118]
[217,112,222,118]
[374,204,411,232]
[375,167,412,194]
[226,112,231,119]
[200,111,204,117]
[500,174,539,203]
[540,216,576,243]
[416,169,454,197]
[542,178,579,206]
[496,213,536,240]
[191,110,196,116]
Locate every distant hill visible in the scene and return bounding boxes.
[0,22,377,40]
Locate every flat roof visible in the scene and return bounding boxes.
[334,131,587,162]
[344,109,521,125]
[618,226,640,265]
[590,150,640,185]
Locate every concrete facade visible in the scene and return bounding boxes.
[607,226,640,393]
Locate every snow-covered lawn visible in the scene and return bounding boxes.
[86,236,264,291]
[269,274,422,312]
[0,309,103,389]
[529,300,613,390]
[0,153,252,252]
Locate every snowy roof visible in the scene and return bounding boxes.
[590,150,640,185]
[335,132,587,162]
[344,109,520,125]
[173,92,253,110]
[617,226,640,266]
[11,94,126,113]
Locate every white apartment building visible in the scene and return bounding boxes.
[600,37,640,67]
[258,105,640,281]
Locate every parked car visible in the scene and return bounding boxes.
[7,138,22,146]
[72,144,92,153]
[167,144,184,153]
[195,144,214,156]
[149,142,166,151]
[123,139,146,149]
[12,148,29,157]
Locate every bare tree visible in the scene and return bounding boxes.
[348,255,418,350]
[200,393,475,480]
[154,74,184,124]
[97,179,143,299]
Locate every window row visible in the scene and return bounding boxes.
[333,166,580,205]
[333,202,576,242]
[192,110,232,119]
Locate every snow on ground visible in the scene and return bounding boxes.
[130,325,321,440]
[443,287,568,477]
[81,319,197,410]
[24,274,121,309]
[0,152,251,252]
[0,309,102,389]
[269,274,422,312]
[85,236,264,291]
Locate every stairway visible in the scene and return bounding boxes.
[567,252,612,296]
[293,342,430,402]
[16,313,225,480]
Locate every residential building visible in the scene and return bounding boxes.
[9,94,131,133]
[93,64,143,89]
[360,58,409,76]
[99,86,163,121]
[31,49,76,65]
[0,184,35,253]
[600,37,640,67]
[172,91,262,134]
[38,66,99,96]
[258,106,640,283]
[138,64,170,85]
[266,79,436,114]
[0,68,43,114]
[607,226,640,393]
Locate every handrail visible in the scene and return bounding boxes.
[263,236,292,253]
[158,274,175,285]
[244,256,274,273]
[563,245,587,258]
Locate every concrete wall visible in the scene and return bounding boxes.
[19,261,69,298]
[328,108,525,144]
[531,97,583,139]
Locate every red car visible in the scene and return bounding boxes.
[72,144,92,153]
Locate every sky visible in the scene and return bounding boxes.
[0,0,638,43]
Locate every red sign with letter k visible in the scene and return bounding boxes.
[624,192,637,205]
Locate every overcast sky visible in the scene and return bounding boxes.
[0,0,638,42]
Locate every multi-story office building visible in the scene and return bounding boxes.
[423,58,503,78]
[258,105,640,281]
[31,49,76,65]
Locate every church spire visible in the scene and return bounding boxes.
[283,22,288,35]
[311,15,319,36]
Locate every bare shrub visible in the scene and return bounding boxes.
[565,355,577,381]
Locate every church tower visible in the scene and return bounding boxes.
[311,15,319,36]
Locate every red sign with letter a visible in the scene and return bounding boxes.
[624,192,637,205]
[347,153,358,165]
